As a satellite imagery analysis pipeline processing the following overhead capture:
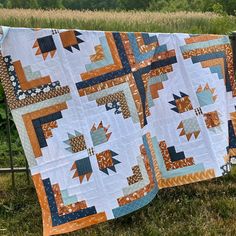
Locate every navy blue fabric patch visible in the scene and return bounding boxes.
[167,146,186,162]
[37,35,56,53]
[43,178,97,226]
[32,111,62,148]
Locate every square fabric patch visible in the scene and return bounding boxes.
[0,27,235,236]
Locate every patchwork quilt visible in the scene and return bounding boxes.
[0,26,235,235]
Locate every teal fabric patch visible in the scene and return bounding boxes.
[197,90,214,107]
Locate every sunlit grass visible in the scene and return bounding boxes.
[1,170,236,235]
[0,8,235,34]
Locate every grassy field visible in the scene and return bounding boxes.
[1,8,236,236]
[1,170,236,236]
[0,8,236,34]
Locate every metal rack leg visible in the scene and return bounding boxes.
[5,96,15,188]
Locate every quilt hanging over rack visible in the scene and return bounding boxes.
[0,26,236,236]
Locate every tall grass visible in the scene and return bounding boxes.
[0,8,236,34]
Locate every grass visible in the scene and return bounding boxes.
[0,8,236,34]
[1,8,236,236]
[1,169,236,236]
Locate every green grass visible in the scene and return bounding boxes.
[0,9,236,34]
[0,130,26,168]
[1,169,236,236]
[1,8,236,236]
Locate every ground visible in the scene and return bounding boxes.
[1,168,236,236]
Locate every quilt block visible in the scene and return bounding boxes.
[0,26,235,235]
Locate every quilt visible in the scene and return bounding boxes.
[0,26,235,236]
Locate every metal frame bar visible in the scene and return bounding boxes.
[0,93,30,188]
[0,167,28,173]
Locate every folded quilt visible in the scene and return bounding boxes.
[0,26,235,236]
